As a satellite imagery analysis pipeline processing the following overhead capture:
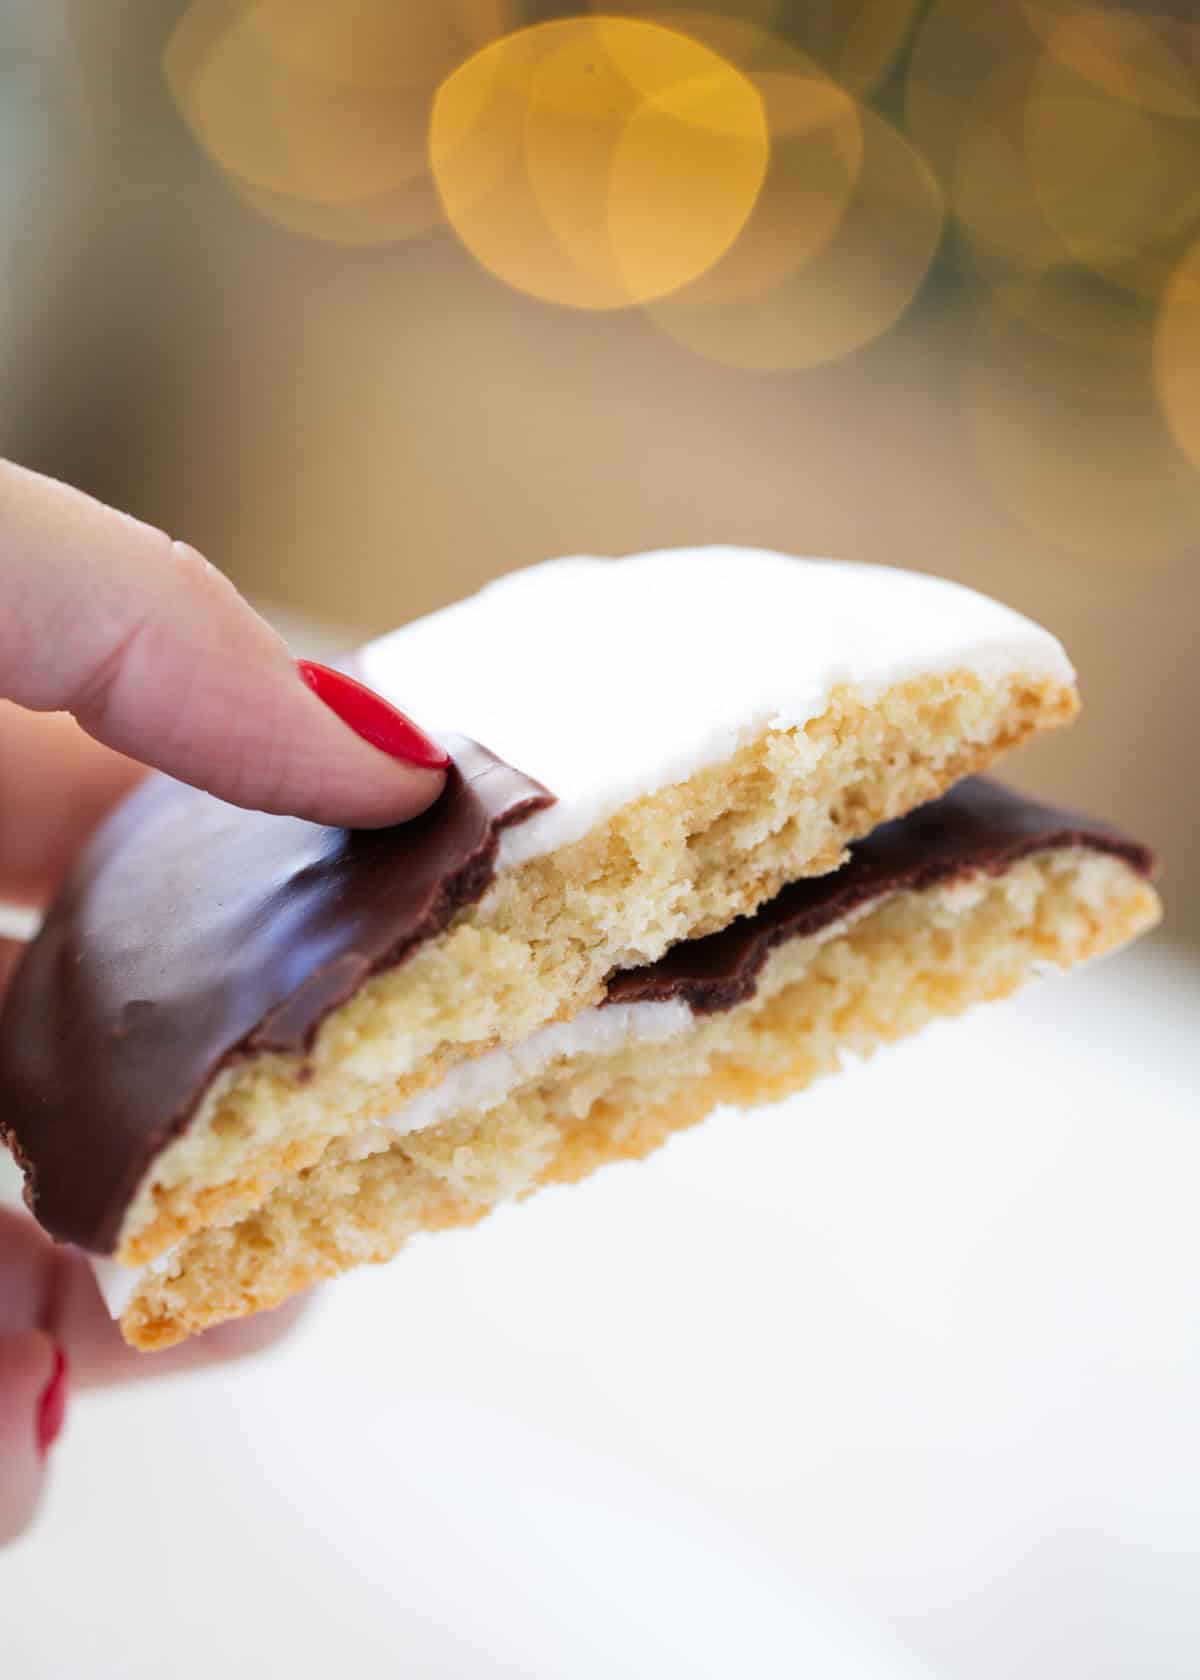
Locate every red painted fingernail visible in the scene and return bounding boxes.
[297,661,450,770]
[36,1345,68,1456]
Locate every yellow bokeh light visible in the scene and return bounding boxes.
[235,0,516,91]
[589,0,783,62]
[226,171,444,247]
[598,0,919,93]
[951,61,1071,287]
[636,9,779,68]
[804,0,922,96]
[623,48,862,315]
[613,32,861,309]
[648,106,942,371]
[984,265,1164,388]
[1024,49,1200,283]
[945,44,1196,324]
[905,0,1039,188]
[430,19,769,311]
[1155,239,1200,473]
[166,0,508,242]
[609,72,773,303]
[1022,1,1200,119]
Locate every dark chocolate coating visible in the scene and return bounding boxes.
[0,764,1154,1258]
[606,778,1156,1014]
[0,739,552,1253]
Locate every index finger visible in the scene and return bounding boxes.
[0,1205,307,1390]
[0,461,446,828]
[0,706,143,904]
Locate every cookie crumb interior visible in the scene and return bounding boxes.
[117,668,1074,1266]
[119,842,1156,1349]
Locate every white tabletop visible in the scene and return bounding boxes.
[3,934,1198,1678]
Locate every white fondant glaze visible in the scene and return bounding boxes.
[379,999,692,1137]
[357,549,1074,869]
[91,998,692,1319]
[92,1248,175,1320]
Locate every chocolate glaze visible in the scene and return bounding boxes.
[0,739,552,1253]
[606,778,1156,1014]
[0,765,1154,1258]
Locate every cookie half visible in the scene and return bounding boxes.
[95,778,1157,1346]
[0,549,1088,1340]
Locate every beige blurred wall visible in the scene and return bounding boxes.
[5,0,1197,942]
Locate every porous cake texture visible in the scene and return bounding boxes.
[120,668,1072,1264]
[1,547,1132,1351]
[110,843,1157,1348]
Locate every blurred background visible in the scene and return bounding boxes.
[0,0,1196,937]
[2,8,1198,1674]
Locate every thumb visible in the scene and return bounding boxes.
[0,1330,64,1546]
[0,460,447,828]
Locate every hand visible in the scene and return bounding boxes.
[0,459,448,1543]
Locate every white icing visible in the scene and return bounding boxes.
[357,548,1074,868]
[379,998,692,1136]
[92,1248,175,1320]
[90,997,692,1319]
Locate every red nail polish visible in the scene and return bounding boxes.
[36,1345,68,1456]
[297,661,450,770]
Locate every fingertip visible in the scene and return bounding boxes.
[0,1328,57,1407]
[54,1250,310,1389]
[297,661,448,764]
[286,659,451,827]
[0,468,451,833]
[224,752,448,831]
[0,1329,59,1545]
[327,761,448,830]
[200,656,451,828]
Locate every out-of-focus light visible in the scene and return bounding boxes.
[789,0,921,95]
[224,171,445,247]
[617,35,863,312]
[905,0,1038,187]
[965,295,1198,563]
[1021,1,1200,119]
[165,0,507,242]
[1155,239,1200,473]
[1024,49,1200,291]
[602,0,919,93]
[947,47,1195,321]
[955,74,1170,368]
[235,0,516,89]
[648,106,942,370]
[430,18,769,311]
[589,0,783,63]
[983,265,1164,386]
[951,62,1065,287]
[623,9,780,68]
[169,2,436,202]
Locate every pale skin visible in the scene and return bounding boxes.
[0,459,447,1544]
